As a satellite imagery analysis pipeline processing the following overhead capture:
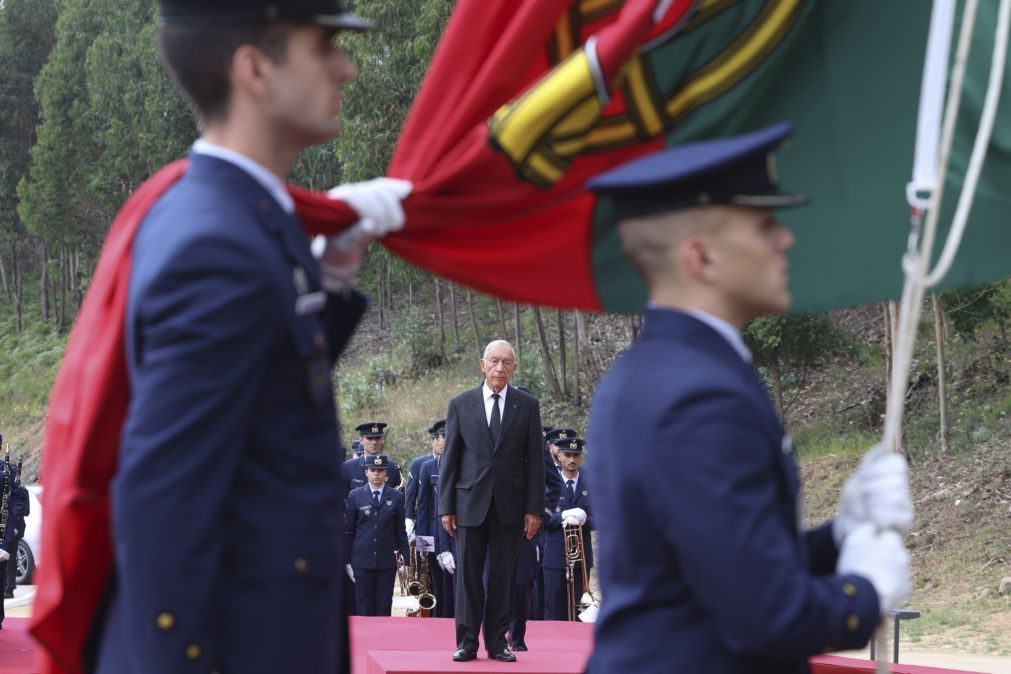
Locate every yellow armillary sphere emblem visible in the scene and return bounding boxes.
[489,0,803,189]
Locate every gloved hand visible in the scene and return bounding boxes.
[563,515,581,527]
[327,177,412,237]
[345,564,356,583]
[833,446,914,545]
[837,522,911,614]
[405,518,416,538]
[438,551,456,575]
[314,178,412,293]
[562,507,587,526]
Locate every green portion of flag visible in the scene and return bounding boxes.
[593,1,1011,314]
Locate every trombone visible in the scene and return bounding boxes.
[563,523,599,622]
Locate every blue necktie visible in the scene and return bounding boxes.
[373,490,381,507]
[566,479,576,504]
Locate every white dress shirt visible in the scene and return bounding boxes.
[482,382,508,425]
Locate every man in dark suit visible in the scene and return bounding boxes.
[542,438,593,621]
[585,124,914,673]
[93,2,410,672]
[439,340,546,662]
[345,455,410,616]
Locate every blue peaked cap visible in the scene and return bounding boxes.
[587,123,808,219]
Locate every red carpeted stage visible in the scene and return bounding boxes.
[0,616,990,674]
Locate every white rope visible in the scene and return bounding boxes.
[876,0,1009,670]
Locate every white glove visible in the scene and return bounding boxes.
[438,551,456,574]
[0,549,9,563]
[436,552,446,571]
[405,518,416,537]
[834,446,914,545]
[837,522,911,614]
[563,515,580,527]
[561,507,587,526]
[327,177,412,237]
[345,564,355,583]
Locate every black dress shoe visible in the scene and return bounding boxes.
[3,592,13,599]
[452,648,477,662]
[511,642,528,652]
[489,648,517,662]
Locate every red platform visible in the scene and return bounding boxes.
[0,616,991,674]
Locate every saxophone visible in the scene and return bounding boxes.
[0,446,10,549]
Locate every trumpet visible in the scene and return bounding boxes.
[563,523,599,622]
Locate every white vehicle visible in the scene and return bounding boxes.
[15,484,42,585]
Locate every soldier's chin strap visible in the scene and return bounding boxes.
[877,0,1008,670]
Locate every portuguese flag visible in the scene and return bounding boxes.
[362,0,1010,313]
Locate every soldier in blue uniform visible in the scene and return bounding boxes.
[542,438,594,621]
[345,454,410,616]
[405,419,445,539]
[341,421,402,493]
[93,2,412,672]
[418,443,455,617]
[351,440,364,458]
[585,124,913,673]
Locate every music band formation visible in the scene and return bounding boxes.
[340,409,596,650]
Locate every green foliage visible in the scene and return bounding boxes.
[0,290,66,422]
[336,355,391,413]
[390,305,443,373]
[744,312,850,372]
[940,281,1011,342]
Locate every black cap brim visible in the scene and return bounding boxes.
[311,13,374,31]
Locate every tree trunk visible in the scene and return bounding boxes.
[625,314,640,342]
[0,252,10,304]
[932,294,949,453]
[882,302,893,394]
[514,304,522,365]
[435,278,447,361]
[408,279,414,309]
[769,354,785,423]
[467,289,483,358]
[496,300,508,337]
[72,248,83,315]
[449,283,461,347]
[377,255,387,330]
[533,307,563,400]
[11,240,23,334]
[556,309,568,398]
[39,240,49,323]
[573,311,583,407]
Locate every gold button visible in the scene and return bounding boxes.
[185,643,202,660]
[842,582,857,597]
[846,614,860,631]
[156,612,175,631]
[294,557,309,573]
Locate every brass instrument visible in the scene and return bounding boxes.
[405,539,436,617]
[563,523,598,621]
[0,446,10,547]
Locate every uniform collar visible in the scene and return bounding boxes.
[192,139,294,215]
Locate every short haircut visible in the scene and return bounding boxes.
[157,21,295,123]
[482,339,516,362]
[619,206,730,286]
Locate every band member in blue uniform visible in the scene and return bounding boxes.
[419,445,455,618]
[585,124,913,673]
[345,455,410,616]
[405,419,445,539]
[93,2,412,671]
[342,421,402,493]
[542,438,594,621]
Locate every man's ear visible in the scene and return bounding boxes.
[678,234,714,283]
[231,44,272,99]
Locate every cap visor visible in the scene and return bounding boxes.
[730,192,809,209]
[312,13,375,31]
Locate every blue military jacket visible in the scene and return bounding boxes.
[587,308,879,674]
[543,468,594,571]
[341,454,402,495]
[405,453,434,520]
[415,455,439,537]
[345,484,410,570]
[100,154,366,674]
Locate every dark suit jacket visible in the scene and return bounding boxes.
[587,308,879,674]
[405,453,433,519]
[345,485,410,570]
[415,456,438,537]
[99,153,365,674]
[439,385,545,528]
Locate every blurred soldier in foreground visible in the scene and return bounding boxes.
[586,124,913,673]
